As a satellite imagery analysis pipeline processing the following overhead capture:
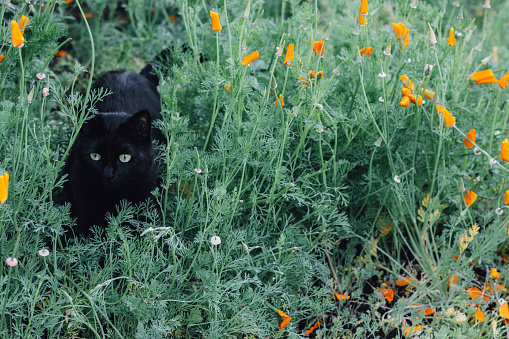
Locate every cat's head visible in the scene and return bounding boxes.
[76,110,155,190]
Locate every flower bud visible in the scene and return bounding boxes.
[384,39,392,56]
[481,53,492,65]
[242,0,251,19]
[322,21,331,41]
[410,0,418,9]
[428,23,437,45]
[465,48,473,64]
[276,40,285,57]
[252,9,263,28]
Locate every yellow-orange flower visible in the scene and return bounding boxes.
[436,105,456,127]
[399,96,410,107]
[360,0,369,15]
[0,172,9,203]
[464,190,477,206]
[305,319,322,337]
[501,139,509,162]
[423,89,435,101]
[358,6,367,26]
[471,69,498,85]
[447,274,459,286]
[448,27,456,46]
[210,11,221,32]
[169,15,178,24]
[334,293,351,300]
[476,309,485,322]
[396,277,412,286]
[310,40,324,56]
[84,13,93,19]
[283,43,294,66]
[18,15,30,35]
[467,286,489,302]
[392,23,410,49]
[241,50,259,66]
[400,74,415,92]
[491,268,500,279]
[0,55,4,63]
[55,50,68,57]
[299,71,323,87]
[360,47,373,57]
[224,84,231,92]
[274,94,284,107]
[499,70,509,89]
[10,20,24,47]
[500,301,509,319]
[504,190,509,205]
[403,325,422,337]
[463,129,476,149]
[277,309,292,330]
[381,288,394,302]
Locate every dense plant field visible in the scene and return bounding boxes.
[1,0,509,337]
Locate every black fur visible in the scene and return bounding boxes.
[64,70,162,235]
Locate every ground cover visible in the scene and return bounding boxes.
[1,0,509,337]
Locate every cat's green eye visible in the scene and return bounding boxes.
[90,153,101,161]
[119,154,132,163]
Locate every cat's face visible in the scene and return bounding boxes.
[76,110,155,190]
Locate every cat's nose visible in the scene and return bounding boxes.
[103,165,115,181]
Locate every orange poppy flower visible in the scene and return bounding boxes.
[501,301,509,319]
[499,70,509,89]
[423,89,435,101]
[403,325,422,337]
[360,47,373,57]
[464,190,477,206]
[400,74,415,92]
[471,69,498,85]
[467,286,489,302]
[476,309,485,322]
[463,129,476,149]
[504,190,509,205]
[448,27,456,46]
[500,139,509,162]
[274,94,284,107]
[224,84,231,92]
[358,6,367,26]
[448,274,459,286]
[241,50,259,66]
[436,105,455,127]
[392,23,410,49]
[84,13,93,19]
[10,20,25,48]
[334,293,351,300]
[119,16,129,23]
[169,15,178,23]
[310,40,324,56]
[0,55,4,63]
[399,96,410,107]
[0,172,9,203]
[305,319,323,336]
[55,50,68,57]
[381,288,394,302]
[18,15,30,35]
[360,0,369,15]
[210,11,221,32]
[277,309,292,330]
[283,43,294,66]
[490,268,500,279]
[396,277,412,286]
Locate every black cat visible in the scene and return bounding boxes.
[64,69,162,235]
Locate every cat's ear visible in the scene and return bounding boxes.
[127,110,152,139]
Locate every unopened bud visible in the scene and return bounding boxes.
[314,103,323,111]
[352,25,359,35]
[270,75,277,90]
[481,53,492,65]
[242,0,251,19]
[475,34,485,51]
[457,7,464,19]
[465,48,473,64]
[276,40,285,57]
[384,39,392,55]
[465,19,475,32]
[322,21,331,41]
[252,9,263,28]
[428,23,437,45]
[410,0,418,8]
[482,0,491,9]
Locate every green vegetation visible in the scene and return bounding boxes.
[1,0,509,337]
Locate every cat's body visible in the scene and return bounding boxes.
[64,69,162,235]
